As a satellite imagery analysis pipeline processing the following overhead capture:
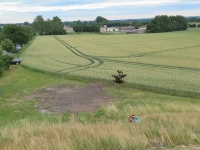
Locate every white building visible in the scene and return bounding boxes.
[63,25,74,32]
[138,26,147,34]
[100,25,107,33]
[100,25,120,33]
[107,27,120,32]
[121,26,147,33]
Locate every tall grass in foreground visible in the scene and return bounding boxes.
[1,103,200,150]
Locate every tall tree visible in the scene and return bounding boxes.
[24,21,29,26]
[53,16,62,25]
[32,15,45,34]
[147,15,188,33]
[32,15,66,35]
[95,16,108,23]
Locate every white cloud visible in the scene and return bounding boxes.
[0,0,183,12]
[0,0,199,23]
[105,8,200,20]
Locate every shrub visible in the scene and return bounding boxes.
[188,24,197,28]
[1,39,14,52]
[1,55,13,70]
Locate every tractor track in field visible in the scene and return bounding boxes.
[89,44,200,58]
[54,36,200,73]
[54,36,104,73]
[101,58,200,72]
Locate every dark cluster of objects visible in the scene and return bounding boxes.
[112,70,127,84]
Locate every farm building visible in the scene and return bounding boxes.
[100,25,146,33]
[63,25,74,32]
[100,25,120,33]
[121,26,138,33]
[107,27,120,32]
[138,26,147,33]
[100,25,107,33]
[121,26,146,33]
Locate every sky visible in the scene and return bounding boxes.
[0,0,200,23]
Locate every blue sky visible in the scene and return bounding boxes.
[0,0,200,23]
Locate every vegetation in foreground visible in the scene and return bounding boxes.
[0,66,200,150]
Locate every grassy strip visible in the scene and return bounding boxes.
[14,36,37,58]
[20,61,200,99]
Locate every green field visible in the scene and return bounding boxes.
[1,29,200,149]
[21,29,200,96]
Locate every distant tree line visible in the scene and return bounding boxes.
[69,16,150,33]
[147,15,188,33]
[73,25,100,32]
[188,17,200,22]
[32,15,66,35]
[70,19,100,32]
[188,24,200,28]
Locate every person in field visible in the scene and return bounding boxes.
[128,114,140,123]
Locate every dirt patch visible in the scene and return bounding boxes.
[25,84,110,113]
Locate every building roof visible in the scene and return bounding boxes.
[139,26,147,29]
[107,26,120,28]
[121,26,136,30]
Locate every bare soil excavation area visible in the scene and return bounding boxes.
[26,84,110,113]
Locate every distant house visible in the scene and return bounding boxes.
[100,25,120,33]
[100,24,146,34]
[100,25,107,33]
[63,25,74,32]
[121,26,138,33]
[121,26,146,34]
[138,26,147,34]
[107,26,120,32]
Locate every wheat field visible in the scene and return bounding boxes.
[20,29,200,96]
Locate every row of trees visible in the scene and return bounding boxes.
[0,24,35,76]
[188,17,200,22]
[147,15,188,33]
[65,16,149,32]
[70,16,149,32]
[95,16,149,27]
[1,24,35,47]
[188,24,200,28]
[32,15,66,35]
[73,25,100,32]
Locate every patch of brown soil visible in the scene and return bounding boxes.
[25,84,110,113]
